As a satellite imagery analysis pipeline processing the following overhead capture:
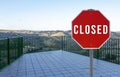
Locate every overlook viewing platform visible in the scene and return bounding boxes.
[0,50,120,77]
[0,36,120,77]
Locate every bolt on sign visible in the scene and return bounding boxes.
[72,9,110,49]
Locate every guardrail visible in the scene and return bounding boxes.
[0,37,23,70]
[21,35,120,64]
[61,36,120,64]
[95,38,120,64]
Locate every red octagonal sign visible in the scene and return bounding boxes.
[72,9,110,49]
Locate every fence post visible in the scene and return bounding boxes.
[18,37,20,57]
[96,49,99,59]
[7,38,10,65]
[20,37,23,55]
[118,39,120,64]
[21,37,23,55]
[17,37,20,57]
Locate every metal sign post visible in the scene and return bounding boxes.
[89,49,94,77]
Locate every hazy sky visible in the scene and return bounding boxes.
[0,0,120,31]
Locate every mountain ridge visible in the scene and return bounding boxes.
[0,29,120,38]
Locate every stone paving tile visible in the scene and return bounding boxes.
[0,50,120,77]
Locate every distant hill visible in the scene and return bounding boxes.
[0,29,120,38]
[51,32,65,36]
[0,29,120,54]
[0,30,71,38]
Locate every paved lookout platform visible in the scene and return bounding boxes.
[0,50,120,77]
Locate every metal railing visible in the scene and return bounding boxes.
[95,38,120,64]
[61,36,120,64]
[0,37,23,70]
[22,35,120,64]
